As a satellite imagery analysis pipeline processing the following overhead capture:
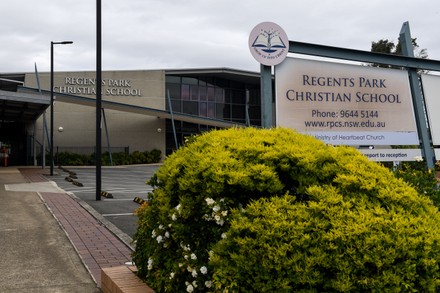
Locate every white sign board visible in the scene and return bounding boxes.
[360,148,422,162]
[275,58,419,145]
[421,74,440,145]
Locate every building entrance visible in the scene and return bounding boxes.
[0,122,28,166]
[0,89,50,166]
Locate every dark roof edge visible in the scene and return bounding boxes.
[165,67,261,78]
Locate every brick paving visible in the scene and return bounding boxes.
[20,168,133,286]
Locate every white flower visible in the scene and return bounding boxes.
[221,233,227,239]
[212,205,221,212]
[220,198,225,202]
[178,263,183,267]
[217,219,224,226]
[172,213,177,221]
[200,266,208,275]
[192,280,198,288]
[414,156,423,162]
[214,215,221,222]
[222,210,228,217]
[191,253,197,260]
[165,231,170,238]
[156,235,163,243]
[187,266,193,272]
[186,284,194,293]
[192,270,198,278]
[205,280,212,288]
[175,204,181,212]
[147,257,153,270]
[151,230,156,238]
[169,272,175,279]
[205,198,215,205]
[158,224,164,230]
[184,255,189,260]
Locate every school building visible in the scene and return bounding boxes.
[0,68,263,165]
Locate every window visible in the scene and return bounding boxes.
[190,85,199,101]
[232,105,245,119]
[231,89,245,104]
[199,86,207,101]
[207,102,215,118]
[182,84,190,100]
[183,101,198,115]
[168,99,181,112]
[165,73,262,152]
[215,88,224,103]
[200,102,207,117]
[215,103,224,119]
[167,83,181,100]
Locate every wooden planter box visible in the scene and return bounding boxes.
[101,266,155,293]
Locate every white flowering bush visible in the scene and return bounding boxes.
[132,127,440,292]
[133,127,313,291]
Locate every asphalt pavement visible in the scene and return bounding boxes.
[50,164,160,238]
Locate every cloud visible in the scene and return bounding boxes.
[1,0,439,73]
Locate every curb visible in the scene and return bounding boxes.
[101,265,155,293]
[101,191,114,198]
[133,197,146,205]
[66,191,135,251]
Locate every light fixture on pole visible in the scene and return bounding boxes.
[50,40,73,176]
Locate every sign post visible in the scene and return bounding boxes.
[399,22,435,169]
[249,21,440,167]
[260,64,272,128]
[249,22,288,128]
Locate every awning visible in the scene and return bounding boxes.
[0,90,50,123]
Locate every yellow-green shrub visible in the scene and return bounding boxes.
[211,190,440,292]
[132,127,440,292]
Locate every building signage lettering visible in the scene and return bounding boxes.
[275,57,418,146]
[53,77,142,97]
[286,75,401,104]
[360,148,422,162]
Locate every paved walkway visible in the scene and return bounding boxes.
[1,167,135,291]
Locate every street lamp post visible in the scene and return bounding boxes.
[50,41,73,176]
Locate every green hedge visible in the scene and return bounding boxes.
[132,127,440,292]
[393,161,440,208]
[51,149,161,166]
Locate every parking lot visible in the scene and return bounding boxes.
[50,164,160,238]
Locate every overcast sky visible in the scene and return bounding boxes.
[2,0,439,74]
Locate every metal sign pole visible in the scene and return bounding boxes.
[260,64,273,128]
[399,22,435,169]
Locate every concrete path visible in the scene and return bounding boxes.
[0,167,100,292]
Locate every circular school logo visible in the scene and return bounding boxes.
[249,22,289,66]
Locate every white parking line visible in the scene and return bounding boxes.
[102,198,135,201]
[102,213,134,217]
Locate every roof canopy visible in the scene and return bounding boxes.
[0,90,50,123]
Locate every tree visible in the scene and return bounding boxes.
[370,38,428,69]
